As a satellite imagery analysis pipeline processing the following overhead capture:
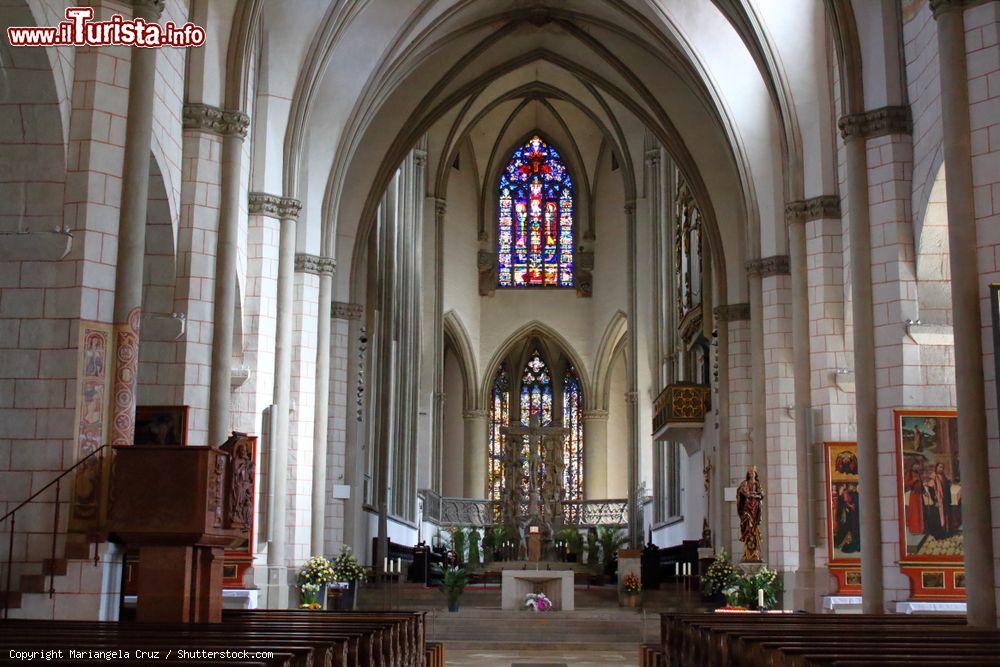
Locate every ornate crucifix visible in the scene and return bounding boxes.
[501,414,567,556]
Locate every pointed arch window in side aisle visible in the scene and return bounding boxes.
[498,135,574,288]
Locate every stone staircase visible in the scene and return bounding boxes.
[2,536,107,619]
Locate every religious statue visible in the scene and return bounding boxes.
[737,466,764,562]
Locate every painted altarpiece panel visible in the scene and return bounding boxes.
[823,442,861,594]
[895,409,964,600]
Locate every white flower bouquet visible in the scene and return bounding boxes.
[524,592,552,611]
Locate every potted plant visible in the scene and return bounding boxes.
[586,527,599,566]
[598,526,628,578]
[329,546,367,610]
[481,527,495,562]
[621,572,642,608]
[440,566,469,612]
[298,555,335,609]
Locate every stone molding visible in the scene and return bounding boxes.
[929,0,966,17]
[332,301,363,321]
[746,255,790,277]
[838,106,912,140]
[248,192,301,220]
[462,409,489,420]
[413,149,428,168]
[582,409,610,420]
[434,197,447,217]
[714,303,751,322]
[294,253,336,276]
[624,202,636,216]
[182,103,250,139]
[625,391,639,404]
[785,196,841,223]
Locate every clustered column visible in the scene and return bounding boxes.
[309,255,337,557]
[931,0,997,627]
[582,410,609,500]
[108,0,164,448]
[463,409,488,498]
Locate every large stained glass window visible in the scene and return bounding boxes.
[562,365,584,500]
[488,363,510,503]
[498,135,574,287]
[520,350,553,426]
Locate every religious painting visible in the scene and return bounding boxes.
[824,442,861,562]
[896,410,961,559]
[70,321,113,528]
[896,409,964,601]
[134,405,188,445]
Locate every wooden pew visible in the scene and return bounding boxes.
[639,642,666,667]
[424,641,444,667]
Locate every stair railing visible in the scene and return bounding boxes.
[1,444,111,619]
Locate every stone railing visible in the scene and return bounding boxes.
[652,382,711,433]
[419,490,627,528]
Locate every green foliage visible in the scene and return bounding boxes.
[597,526,628,569]
[467,528,481,565]
[718,562,783,610]
[586,528,599,565]
[449,526,466,562]
[481,526,495,556]
[440,566,469,604]
[556,527,583,556]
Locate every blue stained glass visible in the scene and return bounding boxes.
[497,135,574,287]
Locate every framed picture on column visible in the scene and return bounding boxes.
[823,442,861,594]
[992,284,1000,430]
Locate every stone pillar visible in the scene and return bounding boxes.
[625,203,641,547]
[432,198,447,493]
[265,196,301,608]
[838,114,885,614]
[786,200,835,612]
[931,0,997,627]
[207,111,250,447]
[583,410,609,500]
[463,410,488,498]
[745,268,770,557]
[308,257,336,556]
[108,0,163,447]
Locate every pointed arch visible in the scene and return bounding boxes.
[480,320,592,408]
[593,311,628,411]
[442,310,480,410]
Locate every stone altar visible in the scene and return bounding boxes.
[501,569,575,611]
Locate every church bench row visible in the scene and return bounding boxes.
[639,642,666,667]
[660,612,996,667]
[0,610,425,667]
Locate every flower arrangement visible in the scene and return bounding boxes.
[524,592,552,611]
[702,548,740,597]
[329,545,367,583]
[298,582,323,609]
[299,555,336,586]
[622,572,642,595]
[440,566,469,611]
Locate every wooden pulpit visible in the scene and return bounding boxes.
[109,433,254,623]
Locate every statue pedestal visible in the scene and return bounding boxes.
[738,562,764,575]
[527,532,542,562]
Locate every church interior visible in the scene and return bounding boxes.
[2,0,1000,664]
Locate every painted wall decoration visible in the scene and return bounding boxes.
[824,442,860,594]
[895,409,964,600]
[70,321,113,526]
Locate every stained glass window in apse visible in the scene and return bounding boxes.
[562,366,584,501]
[488,363,510,503]
[498,135,574,287]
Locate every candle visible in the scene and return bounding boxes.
[674,563,679,577]
[758,588,765,609]
[383,557,388,573]
[397,558,402,575]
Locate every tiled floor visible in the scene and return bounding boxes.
[445,649,634,666]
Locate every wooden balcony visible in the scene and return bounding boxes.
[652,382,711,442]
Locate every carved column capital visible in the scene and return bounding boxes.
[624,391,639,404]
[784,196,841,224]
[294,253,336,276]
[248,192,282,217]
[332,301,363,320]
[929,0,966,18]
[746,255,790,278]
[462,409,489,420]
[624,202,636,216]
[714,303,751,322]
[434,197,447,218]
[582,409,610,421]
[413,149,428,168]
[182,103,249,139]
[838,106,912,141]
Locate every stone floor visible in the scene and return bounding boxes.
[445,648,634,666]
